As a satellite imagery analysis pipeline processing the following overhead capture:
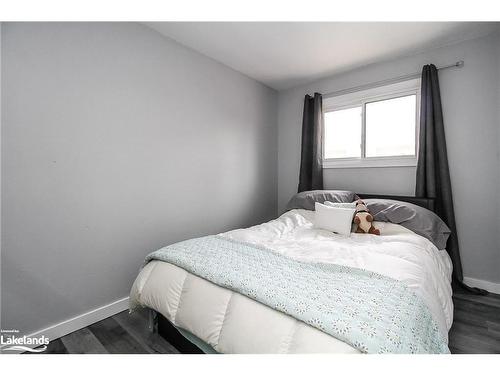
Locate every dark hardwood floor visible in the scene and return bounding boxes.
[27,290,500,354]
[448,290,500,354]
[35,308,179,354]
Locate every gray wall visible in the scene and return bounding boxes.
[0,23,2,328]
[498,34,500,263]
[1,23,277,335]
[278,32,500,284]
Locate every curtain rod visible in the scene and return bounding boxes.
[323,60,464,99]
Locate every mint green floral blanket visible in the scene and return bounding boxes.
[145,235,449,354]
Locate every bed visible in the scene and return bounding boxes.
[129,192,453,354]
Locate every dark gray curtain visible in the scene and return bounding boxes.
[298,93,323,192]
[416,65,486,294]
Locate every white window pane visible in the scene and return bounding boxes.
[324,107,362,159]
[365,95,416,157]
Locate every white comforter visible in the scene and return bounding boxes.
[130,209,453,353]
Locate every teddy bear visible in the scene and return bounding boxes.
[353,199,380,235]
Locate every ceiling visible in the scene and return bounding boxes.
[146,22,500,90]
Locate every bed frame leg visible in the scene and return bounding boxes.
[148,309,158,333]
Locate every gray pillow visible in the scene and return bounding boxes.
[364,199,451,249]
[286,190,357,211]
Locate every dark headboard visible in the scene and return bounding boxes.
[356,193,435,213]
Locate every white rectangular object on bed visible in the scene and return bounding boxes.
[314,202,356,236]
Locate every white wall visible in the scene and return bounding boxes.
[278,32,500,284]
[1,23,277,336]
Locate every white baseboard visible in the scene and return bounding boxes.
[1,296,129,352]
[464,277,500,294]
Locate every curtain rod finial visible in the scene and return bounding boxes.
[456,60,464,68]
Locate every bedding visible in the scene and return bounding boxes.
[286,190,357,211]
[364,199,451,249]
[324,201,357,209]
[130,209,453,354]
[314,202,355,236]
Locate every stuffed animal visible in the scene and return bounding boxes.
[353,200,380,235]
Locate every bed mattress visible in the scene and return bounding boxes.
[130,209,453,353]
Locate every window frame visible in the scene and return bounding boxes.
[322,78,421,169]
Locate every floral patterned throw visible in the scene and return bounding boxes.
[145,235,449,354]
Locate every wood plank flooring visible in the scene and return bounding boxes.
[449,290,500,354]
[25,290,500,354]
[32,308,179,354]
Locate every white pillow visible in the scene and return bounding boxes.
[314,202,355,236]
[324,201,356,209]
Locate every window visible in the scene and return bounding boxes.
[324,107,362,159]
[322,78,420,168]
